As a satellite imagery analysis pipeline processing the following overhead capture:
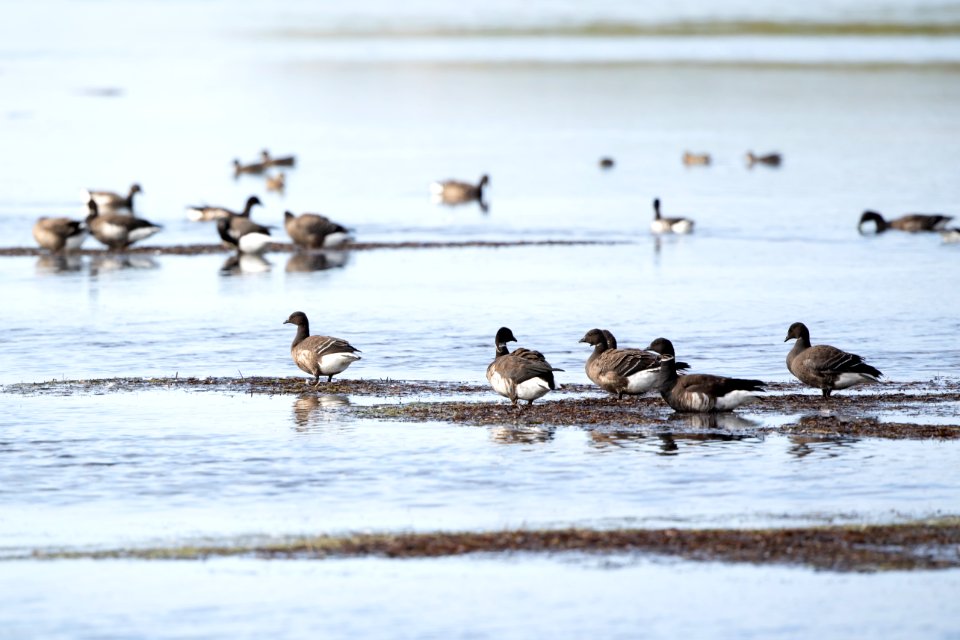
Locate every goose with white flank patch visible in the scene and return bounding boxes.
[284,311,361,386]
[745,151,782,167]
[85,200,161,250]
[216,213,273,255]
[284,211,351,249]
[261,150,296,168]
[784,322,882,398]
[858,210,953,234]
[656,353,765,413]
[82,183,141,212]
[187,195,262,222]
[430,174,489,211]
[580,328,675,400]
[32,216,87,252]
[486,327,563,409]
[650,198,694,234]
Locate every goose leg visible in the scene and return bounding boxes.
[822,388,832,398]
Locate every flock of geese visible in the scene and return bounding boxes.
[285,312,883,414]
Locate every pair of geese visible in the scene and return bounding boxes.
[232,150,296,176]
[680,151,782,167]
[33,184,164,252]
[187,196,350,254]
[284,315,882,414]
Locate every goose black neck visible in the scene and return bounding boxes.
[291,321,310,349]
[656,357,679,393]
[653,198,662,220]
[495,342,510,358]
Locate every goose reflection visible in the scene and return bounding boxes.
[220,253,271,275]
[285,250,351,273]
[666,412,760,431]
[292,393,351,430]
[489,425,555,445]
[89,254,159,275]
[36,254,84,274]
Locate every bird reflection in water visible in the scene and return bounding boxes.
[667,412,760,431]
[285,250,351,273]
[489,425,555,445]
[35,255,84,274]
[292,393,350,431]
[89,254,159,275]
[220,254,271,275]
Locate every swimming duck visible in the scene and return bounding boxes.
[284,211,351,248]
[85,199,161,250]
[650,198,694,234]
[486,327,563,409]
[82,183,141,212]
[261,150,297,168]
[858,210,953,233]
[430,174,489,210]
[265,172,286,193]
[187,195,262,222]
[784,322,882,398]
[745,152,782,167]
[598,157,615,169]
[284,311,361,386]
[32,216,87,252]
[233,159,268,176]
[656,353,765,413]
[682,151,711,166]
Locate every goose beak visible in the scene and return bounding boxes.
[283,320,291,325]
[783,335,790,342]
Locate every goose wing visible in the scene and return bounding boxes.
[597,348,660,377]
[805,345,882,377]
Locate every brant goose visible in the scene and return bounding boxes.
[82,183,141,212]
[216,214,272,254]
[430,174,489,210]
[580,328,664,399]
[650,198,695,234]
[284,211,351,248]
[745,152,782,167]
[85,200,161,250]
[261,150,297,168]
[233,158,268,176]
[858,210,953,234]
[486,327,563,408]
[682,151,711,166]
[187,195,262,222]
[32,216,87,252]
[784,322,882,397]
[265,172,285,192]
[646,336,692,371]
[599,157,615,169]
[284,311,361,386]
[656,354,765,413]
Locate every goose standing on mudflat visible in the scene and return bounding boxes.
[745,152,782,167]
[656,353,765,413]
[857,210,953,234]
[486,327,563,409]
[284,211,351,248]
[430,174,489,211]
[32,216,87,252]
[284,311,361,386]
[187,195,262,222]
[82,183,141,212]
[86,200,162,250]
[216,214,273,255]
[261,150,296,167]
[650,198,694,234]
[784,322,882,397]
[580,328,666,400]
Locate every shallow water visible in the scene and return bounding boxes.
[2,1,960,637]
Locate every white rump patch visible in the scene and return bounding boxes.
[516,377,551,402]
[127,225,161,243]
[834,372,878,390]
[238,232,272,254]
[323,232,351,247]
[319,352,360,375]
[624,369,659,394]
[65,231,88,250]
[713,390,761,412]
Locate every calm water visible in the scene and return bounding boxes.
[2,1,960,637]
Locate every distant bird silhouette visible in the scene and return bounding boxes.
[187,195,262,222]
[82,183,141,212]
[85,200,161,250]
[430,174,489,212]
[650,198,694,234]
[745,151,782,168]
[682,151,711,166]
[858,210,953,234]
[284,211,351,249]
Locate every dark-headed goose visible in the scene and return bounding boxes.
[858,210,953,234]
[86,200,161,250]
[580,328,666,399]
[82,183,141,212]
[187,195,262,222]
[682,151,711,166]
[284,311,361,386]
[216,214,272,254]
[430,174,489,210]
[784,322,882,397]
[657,354,765,413]
[486,327,563,408]
[284,211,351,248]
[32,217,87,252]
[261,150,296,168]
[650,198,694,234]
[745,151,782,167]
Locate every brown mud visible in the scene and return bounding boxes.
[26,519,960,572]
[4,376,959,440]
